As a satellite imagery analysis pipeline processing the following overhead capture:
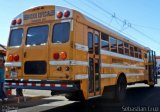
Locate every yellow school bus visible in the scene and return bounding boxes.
[5,5,157,101]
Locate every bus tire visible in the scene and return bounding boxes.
[65,90,84,101]
[149,84,155,88]
[115,75,127,102]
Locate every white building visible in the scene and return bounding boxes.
[156,56,160,75]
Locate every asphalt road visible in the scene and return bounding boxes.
[0,80,160,112]
[44,86,160,112]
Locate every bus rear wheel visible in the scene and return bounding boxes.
[115,75,127,102]
[149,84,155,88]
[65,90,84,101]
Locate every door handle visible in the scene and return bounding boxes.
[24,51,27,58]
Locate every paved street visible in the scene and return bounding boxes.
[0,80,160,112]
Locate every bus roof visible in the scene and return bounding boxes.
[11,5,150,50]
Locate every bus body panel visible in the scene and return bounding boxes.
[5,5,157,100]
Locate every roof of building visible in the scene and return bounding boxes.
[0,44,6,56]
[156,56,160,59]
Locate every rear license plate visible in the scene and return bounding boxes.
[11,71,17,77]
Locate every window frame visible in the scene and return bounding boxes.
[138,48,142,59]
[101,33,109,51]
[134,47,139,58]
[88,32,93,54]
[117,39,124,54]
[8,28,24,47]
[52,22,70,44]
[26,25,49,46]
[94,34,100,55]
[130,45,135,57]
[124,42,129,55]
[110,36,117,53]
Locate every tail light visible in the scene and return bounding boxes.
[53,53,59,60]
[14,54,19,61]
[57,11,63,18]
[12,20,16,25]
[6,74,9,78]
[8,55,14,61]
[60,52,67,60]
[16,18,22,24]
[64,10,70,17]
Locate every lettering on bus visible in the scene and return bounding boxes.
[24,10,55,20]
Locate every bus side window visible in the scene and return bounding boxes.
[110,36,117,53]
[138,49,142,59]
[88,32,93,54]
[117,40,123,54]
[134,47,138,58]
[101,33,109,51]
[130,45,134,57]
[144,53,147,58]
[124,43,129,55]
[94,34,100,55]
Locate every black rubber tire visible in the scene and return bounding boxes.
[65,91,85,101]
[149,84,155,88]
[115,75,127,102]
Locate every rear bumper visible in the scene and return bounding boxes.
[5,79,81,92]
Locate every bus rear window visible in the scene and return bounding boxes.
[8,28,23,47]
[26,25,48,46]
[24,61,46,75]
[52,22,70,43]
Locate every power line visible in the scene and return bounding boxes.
[63,0,160,51]
[131,26,159,45]
[132,23,160,31]
[89,0,124,23]
[85,0,160,45]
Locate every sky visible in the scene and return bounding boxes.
[1,0,160,55]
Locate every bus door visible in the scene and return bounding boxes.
[23,24,50,79]
[88,28,101,97]
[147,50,157,84]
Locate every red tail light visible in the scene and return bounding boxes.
[53,53,59,60]
[16,18,22,24]
[57,11,63,18]
[14,54,19,61]
[6,74,9,78]
[64,10,70,17]
[8,55,14,62]
[12,20,16,25]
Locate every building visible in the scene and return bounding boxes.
[0,44,6,56]
[156,56,160,76]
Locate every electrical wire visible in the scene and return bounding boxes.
[132,23,160,31]
[85,0,160,46]
[63,0,159,50]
